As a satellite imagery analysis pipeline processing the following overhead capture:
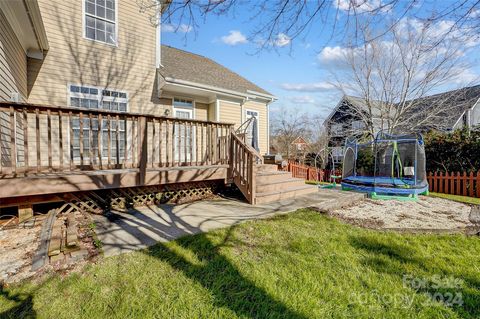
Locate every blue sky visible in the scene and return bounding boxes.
[161,1,480,121]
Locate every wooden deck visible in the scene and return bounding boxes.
[0,101,244,206]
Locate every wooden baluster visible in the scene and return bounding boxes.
[47,109,52,171]
[116,114,120,166]
[68,111,73,171]
[172,120,177,167]
[195,123,199,166]
[107,114,111,168]
[89,113,94,167]
[159,119,163,167]
[183,121,187,165]
[189,122,193,166]
[123,116,128,168]
[166,119,170,167]
[152,118,156,167]
[36,108,40,173]
[9,107,16,175]
[23,108,29,173]
[98,113,103,169]
[131,117,136,168]
[79,112,84,167]
[58,111,63,171]
[201,123,205,165]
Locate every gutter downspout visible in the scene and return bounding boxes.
[155,1,162,68]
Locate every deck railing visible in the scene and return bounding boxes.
[0,102,233,177]
[230,133,263,203]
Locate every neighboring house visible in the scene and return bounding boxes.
[0,0,316,208]
[324,86,480,163]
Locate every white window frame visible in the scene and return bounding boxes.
[172,97,196,163]
[67,84,128,161]
[352,120,365,131]
[331,123,343,136]
[82,0,118,47]
[245,109,260,148]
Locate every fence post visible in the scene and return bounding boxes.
[476,171,480,198]
[456,172,460,195]
[462,171,467,196]
[469,171,474,197]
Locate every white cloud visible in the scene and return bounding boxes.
[221,30,248,45]
[317,46,350,64]
[288,95,316,104]
[162,23,192,33]
[333,0,391,14]
[281,82,336,92]
[274,33,291,47]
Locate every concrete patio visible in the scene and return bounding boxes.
[93,189,365,256]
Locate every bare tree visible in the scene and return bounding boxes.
[270,109,312,158]
[136,0,479,51]
[330,18,476,137]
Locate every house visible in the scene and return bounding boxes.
[0,0,316,210]
[323,86,480,163]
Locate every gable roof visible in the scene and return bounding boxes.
[158,45,273,98]
[324,85,480,131]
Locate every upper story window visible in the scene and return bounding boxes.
[173,98,193,109]
[330,124,343,136]
[84,0,116,45]
[352,120,365,131]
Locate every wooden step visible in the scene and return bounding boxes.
[256,171,292,184]
[255,164,278,172]
[255,184,318,204]
[256,178,306,193]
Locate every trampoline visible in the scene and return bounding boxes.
[341,131,429,198]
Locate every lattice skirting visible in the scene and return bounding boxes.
[66,180,224,213]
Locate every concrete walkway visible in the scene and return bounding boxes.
[93,189,364,256]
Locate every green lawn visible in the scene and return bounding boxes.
[1,210,479,318]
[429,192,480,205]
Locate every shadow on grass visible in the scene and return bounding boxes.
[0,287,36,319]
[146,226,307,319]
[349,235,480,319]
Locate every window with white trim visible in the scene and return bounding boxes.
[352,120,365,131]
[330,123,343,136]
[84,0,116,45]
[173,98,193,109]
[68,84,127,161]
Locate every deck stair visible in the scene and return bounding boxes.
[254,164,317,204]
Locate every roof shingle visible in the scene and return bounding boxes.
[158,45,272,97]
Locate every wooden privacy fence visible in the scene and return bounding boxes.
[285,162,480,198]
[427,171,480,198]
[283,162,342,183]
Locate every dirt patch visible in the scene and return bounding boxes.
[330,196,475,232]
[0,210,100,285]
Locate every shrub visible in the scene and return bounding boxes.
[424,127,480,172]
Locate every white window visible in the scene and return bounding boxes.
[84,0,116,45]
[173,98,193,109]
[245,110,259,149]
[331,123,343,136]
[352,120,365,131]
[68,84,127,161]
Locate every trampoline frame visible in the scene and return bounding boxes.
[341,131,429,198]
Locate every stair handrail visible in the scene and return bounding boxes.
[230,132,262,204]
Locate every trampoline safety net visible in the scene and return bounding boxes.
[341,132,428,196]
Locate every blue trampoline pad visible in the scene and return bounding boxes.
[343,175,416,186]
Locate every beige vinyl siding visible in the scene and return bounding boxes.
[243,100,268,155]
[219,100,241,128]
[218,99,268,155]
[195,102,208,121]
[28,0,157,114]
[0,9,27,102]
